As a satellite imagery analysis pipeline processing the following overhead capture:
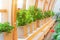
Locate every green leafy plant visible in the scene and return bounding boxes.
[52,32,60,40]
[28,6,43,21]
[28,6,37,21]
[44,10,55,18]
[52,23,60,40]
[56,35,60,40]
[35,8,43,20]
[0,22,14,33]
[17,9,33,26]
[55,23,60,33]
[51,11,55,16]
[44,11,51,18]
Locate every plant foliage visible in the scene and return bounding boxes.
[17,9,33,26]
[0,22,14,33]
[16,6,55,26]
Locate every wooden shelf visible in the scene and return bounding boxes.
[0,9,7,13]
[18,19,55,40]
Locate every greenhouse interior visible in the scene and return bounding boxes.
[0,0,60,40]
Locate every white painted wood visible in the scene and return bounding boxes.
[0,33,4,40]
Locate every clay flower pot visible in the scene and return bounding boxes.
[32,21,37,31]
[17,25,28,38]
[27,23,33,35]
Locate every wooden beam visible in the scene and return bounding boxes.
[48,0,52,10]
[43,0,47,11]
[51,0,56,10]
[11,0,18,40]
[48,0,55,10]
[40,0,43,2]
[23,0,26,9]
[35,0,38,8]
[0,9,7,13]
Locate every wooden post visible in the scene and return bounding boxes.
[11,0,18,40]
[23,0,26,9]
[48,0,56,10]
[48,0,52,10]
[51,0,56,10]
[43,0,47,11]
[35,0,38,8]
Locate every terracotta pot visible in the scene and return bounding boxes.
[38,20,43,27]
[36,20,38,28]
[40,19,43,26]
[34,21,37,30]
[45,18,49,23]
[17,25,28,38]
[49,17,52,20]
[32,21,37,31]
[42,19,45,25]
[4,32,13,40]
[31,22,35,31]
[36,20,42,27]
[27,23,33,35]
[0,33,4,40]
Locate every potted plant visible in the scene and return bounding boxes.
[35,8,43,27]
[39,12,45,26]
[43,10,54,23]
[17,9,33,38]
[28,6,37,30]
[25,10,33,34]
[0,22,14,40]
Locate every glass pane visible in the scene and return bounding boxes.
[0,0,2,9]
[0,0,2,22]
[38,0,45,10]
[0,13,1,22]
[17,0,24,9]
[26,0,36,9]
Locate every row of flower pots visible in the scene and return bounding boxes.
[17,17,52,38]
[16,6,55,38]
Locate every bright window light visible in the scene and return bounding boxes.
[0,13,1,22]
[17,0,23,9]
[26,0,35,9]
[0,0,2,22]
